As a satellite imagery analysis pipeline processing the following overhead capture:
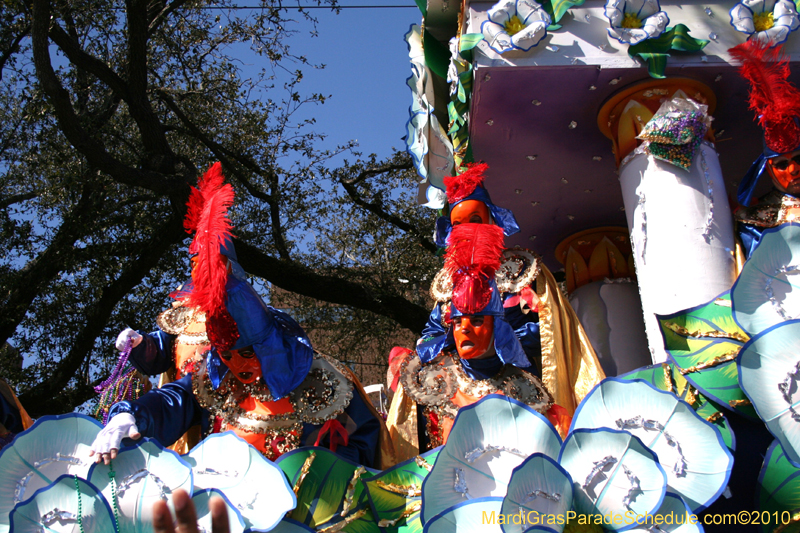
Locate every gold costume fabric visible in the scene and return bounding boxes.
[536,264,606,414]
[385,385,419,463]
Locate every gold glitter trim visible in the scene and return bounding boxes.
[685,385,698,406]
[706,412,723,423]
[729,399,752,408]
[414,455,432,472]
[341,466,367,517]
[377,501,422,527]
[496,247,541,294]
[375,481,421,497]
[317,509,367,533]
[661,363,674,393]
[663,321,749,344]
[773,510,800,533]
[680,352,739,374]
[294,452,317,495]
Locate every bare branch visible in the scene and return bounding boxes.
[235,240,429,333]
[19,214,186,416]
[0,23,30,80]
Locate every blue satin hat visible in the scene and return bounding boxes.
[206,276,314,400]
[418,277,530,369]
[737,144,786,206]
[434,185,520,248]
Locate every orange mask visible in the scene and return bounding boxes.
[768,149,800,196]
[453,315,494,360]
[219,346,261,384]
[450,200,491,226]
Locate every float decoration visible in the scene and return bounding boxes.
[738,320,800,467]
[404,24,454,209]
[184,432,296,532]
[757,439,800,529]
[500,453,573,533]
[620,363,735,452]
[540,0,586,30]
[558,428,667,531]
[731,223,800,336]
[657,292,757,419]
[730,0,800,48]
[626,25,709,79]
[447,34,483,170]
[604,0,670,45]
[0,413,102,533]
[276,447,379,532]
[569,378,733,512]
[420,395,562,524]
[87,439,194,533]
[9,475,117,533]
[362,448,439,532]
[480,0,552,54]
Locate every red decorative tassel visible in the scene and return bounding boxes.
[314,419,349,453]
[443,162,488,204]
[730,40,800,153]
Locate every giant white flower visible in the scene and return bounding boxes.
[730,0,800,47]
[605,0,670,45]
[480,0,551,53]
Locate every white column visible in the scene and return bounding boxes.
[619,143,737,363]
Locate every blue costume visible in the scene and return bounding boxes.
[111,276,382,467]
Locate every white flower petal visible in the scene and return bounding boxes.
[511,20,548,49]
[638,0,661,19]
[730,4,756,33]
[611,26,649,44]
[776,12,800,30]
[743,0,768,14]
[642,11,669,38]
[482,20,515,53]
[625,0,646,16]
[517,0,550,25]
[758,24,791,45]
[604,0,625,25]
[774,0,800,29]
[488,0,516,24]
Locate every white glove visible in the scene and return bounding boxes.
[90,412,141,464]
[115,328,143,352]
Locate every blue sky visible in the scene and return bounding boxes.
[276,3,421,163]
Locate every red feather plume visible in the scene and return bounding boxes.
[183,162,239,349]
[730,40,800,153]
[443,162,488,204]
[444,223,504,314]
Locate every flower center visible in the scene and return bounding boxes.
[621,12,643,29]
[504,15,526,36]
[754,11,775,32]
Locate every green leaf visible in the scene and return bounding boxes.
[363,449,439,533]
[620,363,735,452]
[459,33,484,56]
[541,0,586,24]
[628,24,709,78]
[757,440,800,533]
[277,448,375,529]
[657,292,757,419]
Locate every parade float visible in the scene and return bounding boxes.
[5,0,800,532]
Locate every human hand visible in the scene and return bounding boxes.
[88,412,141,464]
[153,489,230,533]
[116,328,143,352]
